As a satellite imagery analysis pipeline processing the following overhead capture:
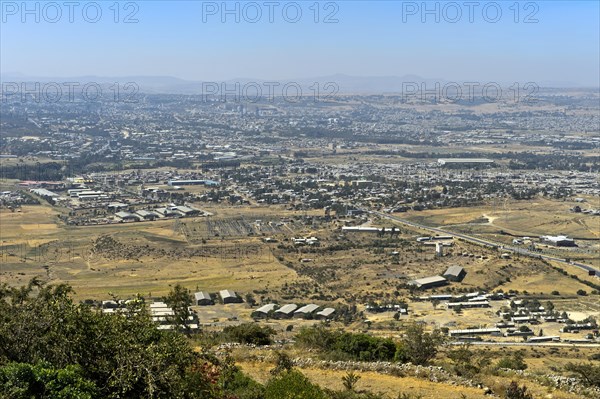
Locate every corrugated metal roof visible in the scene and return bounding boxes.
[194,291,211,301]
[317,307,335,317]
[219,289,237,298]
[275,304,298,314]
[444,265,464,276]
[254,304,277,314]
[295,304,320,314]
[412,275,447,286]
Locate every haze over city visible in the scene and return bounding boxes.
[1,2,599,399]
[1,1,599,86]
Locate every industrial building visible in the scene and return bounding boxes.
[409,275,448,290]
[274,304,298,319]
[115,211,141,222]
[540,235,576,247]
[449,328,501,337]
[251,304,278,319]
[447,301,490,309]
[135,210,158,221]
[316,308,336,320]
[443,266,467,282]
[194,291,213,306]
[219,289,241,304]
[294,304,320,318]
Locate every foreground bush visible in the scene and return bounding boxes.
[265,370,327,399]
[0,362,98,399]
[0,280,229,398]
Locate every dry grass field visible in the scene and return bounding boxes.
[401,198,599,239]
[400,197,600,269]
[0,204,302,300]
[2,202,599,398]
[239,360,490,399]
[1,200,596,302]
[229,345,597,399]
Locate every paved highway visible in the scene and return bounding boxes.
[370,210,600,275]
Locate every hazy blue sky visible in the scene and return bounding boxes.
[1,1,599,86]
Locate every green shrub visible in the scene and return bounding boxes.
[496,353,528,371]
[0,362,98,399]
[396,324,445,365]
[224,370,265,399]
[265,370,326,399]
[565,362,600,387]
[222,323,275,345]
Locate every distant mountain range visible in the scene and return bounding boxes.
[0,73,590,95]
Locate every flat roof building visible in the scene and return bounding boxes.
[115,211,140,222]
[449,328,501,337]
[540,235,576,247]
[447,301,490,309]
[136,210,157,221]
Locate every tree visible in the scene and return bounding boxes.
[244,293,256,307]
[565,362,600,387]
[446,344,490,378]
[164,284,194,334]
[270,352,293,376]
[225,371,265,399]
[396,323,445,365]
[295,325,337,351]
[0,362,98,399]
[336,332,396,361]
[0,280,226,399]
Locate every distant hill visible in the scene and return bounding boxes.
[0,73,593,96]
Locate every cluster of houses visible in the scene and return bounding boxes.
[251,303,336,320]
[195,292,339,320]
[448,298,600,343]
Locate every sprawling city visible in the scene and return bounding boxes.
[1,2,599,398]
